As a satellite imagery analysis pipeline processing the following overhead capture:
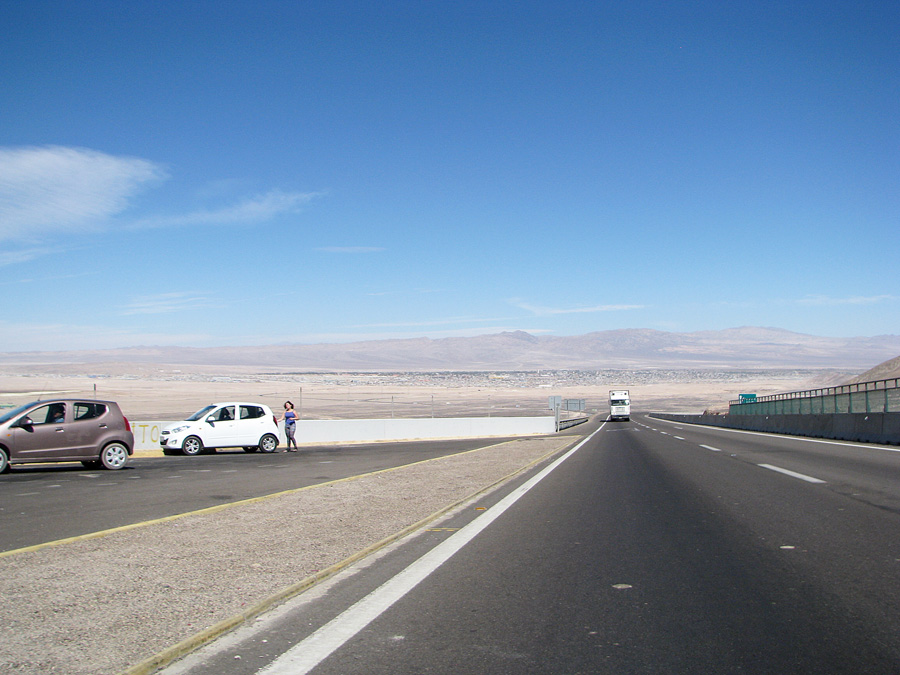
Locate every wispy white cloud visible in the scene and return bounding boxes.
[130,189,320,230]
[510,299,645,316]
[0,270,96,285]
[316,246,385,253]
[119,292,219,316]
[0,145,319,258]
[0,247,59,267]
[795,294,896,306]
[0,145,167,243]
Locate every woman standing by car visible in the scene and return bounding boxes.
[281,401,299,452]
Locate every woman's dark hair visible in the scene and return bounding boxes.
[284,401,294,409]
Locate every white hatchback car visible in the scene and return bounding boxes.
[160,402,280,455]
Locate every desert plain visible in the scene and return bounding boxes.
[0,363,855,422]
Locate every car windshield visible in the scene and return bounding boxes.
[611,399,628,406]
[0,402,39,424]
[185,405,217,421]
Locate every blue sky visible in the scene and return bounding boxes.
[1,1,897,352]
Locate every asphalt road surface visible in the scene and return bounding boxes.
[0,437,524,552]
[166,414,900,675]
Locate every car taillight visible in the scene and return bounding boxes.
[123,416,132,432]
[273,415,278,425]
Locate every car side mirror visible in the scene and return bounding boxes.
[16,416,34,429]
[206,415,216,424]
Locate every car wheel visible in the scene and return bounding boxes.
[259,434,278,453]
[182,436,204,456]
[100,443,129,470]
[243,446,258,453]
[0,447,9,474]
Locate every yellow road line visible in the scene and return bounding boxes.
[0,437,565,560]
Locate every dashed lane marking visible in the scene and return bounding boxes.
[758,463,826,484]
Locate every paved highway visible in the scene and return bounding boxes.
[0,437,528,552]
[166,414,900,674]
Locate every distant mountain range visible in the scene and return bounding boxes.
[1,327,899,372]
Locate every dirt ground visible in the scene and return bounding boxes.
[0,365,852,421]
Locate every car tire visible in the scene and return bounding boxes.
[100,442,129,470]
[182,436,204,456]
[259,434,278,453]
[0,447,9,474]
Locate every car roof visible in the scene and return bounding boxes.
[23,398,120,405]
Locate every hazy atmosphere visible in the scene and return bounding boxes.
[1,1,898,354]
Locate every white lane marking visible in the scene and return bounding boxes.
[758,464,826,484]
[700,445,722,452]
[258,423,607,675]
[674,436,685,440]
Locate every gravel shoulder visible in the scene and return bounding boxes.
[0,435,574,675]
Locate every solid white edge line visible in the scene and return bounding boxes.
[758,463,826,484]
[257,423,607,675]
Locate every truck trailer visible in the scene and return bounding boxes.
[609,390,631,421]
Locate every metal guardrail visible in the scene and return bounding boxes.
[729,377,900,415]
[558,416,590,430]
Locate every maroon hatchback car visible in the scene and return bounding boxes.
[0,399,134,473]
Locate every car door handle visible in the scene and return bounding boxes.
[99,424,108,428]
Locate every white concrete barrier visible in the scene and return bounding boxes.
[131,416,557,451]
[131,421,168,451]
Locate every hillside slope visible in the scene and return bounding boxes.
[847,354,900,383]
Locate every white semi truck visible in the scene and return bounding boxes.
[609,390,631,421]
